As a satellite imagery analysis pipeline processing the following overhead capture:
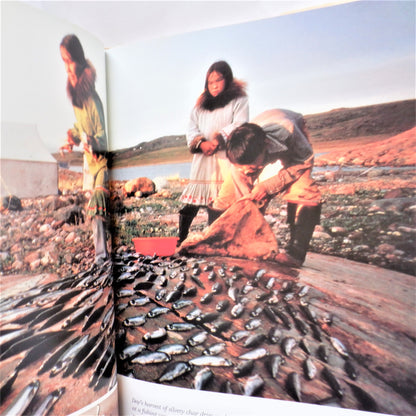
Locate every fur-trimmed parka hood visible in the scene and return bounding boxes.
[196,79,247,111]
[67,60,96,108]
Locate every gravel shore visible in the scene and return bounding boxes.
[2,165,414,278]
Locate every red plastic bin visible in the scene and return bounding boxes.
[132,237,178,256]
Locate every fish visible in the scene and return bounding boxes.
[166,322,196,332]
[129,296,151,307]
[50,335,90,377]
[345,359,358,380]
[303,357,317,380]
[286,372,302,401]
[330,337,349,358]
[185,307,202,322]
[123,314,147,327]
[119,344,147,360]
[233,359,255,378]
[230,330,250,343]
[165,289,183,303]
[157,344,189,356]
[264,354,284,379]
[147,306,170,318]
[299,338,312,355]
[31,387,65,416]
[143,328,167,344]
[281,337,297,357]
[294,316,309,335]
[82,304,106,331]
[187,331,208,347]
[216,299,230,312]
[189,355,233,367]
[267,327,282,344]
[230,303,245,319]
[157,361,192,382]
[239,348,268,361]
[250,305,263,317]
[172,299,194,310]
[16,330,74,371]
[38,337,79,375]
[190,274,205,289]
[2,379,40,416]
[193,367,214,390]
[243,333,267,348]
[131,350,170,365]
[0,369,19,402]
[200,292,214,304]
[182,286,197,297]
[322,366,344,399]
[318,344,329,362]
[196,312,221,324]
[61,304,95,329]
[209,320,233,335]
[203,342,226,356]
[211,282,223,294]
[243,374,264,396]
[244,318,262,331]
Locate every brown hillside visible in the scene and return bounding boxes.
[315,127,416,167]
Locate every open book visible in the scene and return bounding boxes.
[1,2,415,416]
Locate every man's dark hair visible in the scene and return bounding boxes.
[226,123,266,164]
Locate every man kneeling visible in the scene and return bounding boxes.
[211,109,322,267]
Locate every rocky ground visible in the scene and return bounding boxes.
[1,160,415,278]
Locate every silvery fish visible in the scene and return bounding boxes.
[239,348,268,361]
[166,322,196,332]
[243,374,264,396]
[281,337,297,357]
[189,355,232,367]
[203,342,226,356]
[157,344,189,356]
[123,314,147,327]
[119,344,147,360]
[286,372,302,401]
[303,357,317,380]
[187,331,208,347]
[2,380,40,416]
[157,361,192,382]
[193,367,214,390]
[131,351,170,365]
[265,354,284,379]
[233,359,254,378]
[330,337,349,358]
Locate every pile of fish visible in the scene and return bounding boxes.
[114,251,379,412]
[0,260,116,416]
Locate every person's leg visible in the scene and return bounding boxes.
[178,205,200,244]
[275,203,321,267]
[92,215,108,264]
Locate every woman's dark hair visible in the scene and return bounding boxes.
[226,123,266,165]
[60,34,87,78]
[197,60,246,111]
[204,61,234,92]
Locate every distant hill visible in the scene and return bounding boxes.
[53,99,415,167]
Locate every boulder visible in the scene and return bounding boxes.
[123,177,155,198]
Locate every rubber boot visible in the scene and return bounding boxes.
[92,216,108,265]
[276,203,321,267]
[178,205,199,245]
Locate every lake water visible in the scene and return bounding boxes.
[70,160,412,184]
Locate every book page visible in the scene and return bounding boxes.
[1,2,118,415]
[107,2,415,416]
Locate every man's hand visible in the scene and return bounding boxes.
[243,183,268,202]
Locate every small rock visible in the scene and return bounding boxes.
[376,243,395,255]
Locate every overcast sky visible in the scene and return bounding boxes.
[106,0,415,150]
[2,1,415,153]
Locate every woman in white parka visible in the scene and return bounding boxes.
[178,61,249,244]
